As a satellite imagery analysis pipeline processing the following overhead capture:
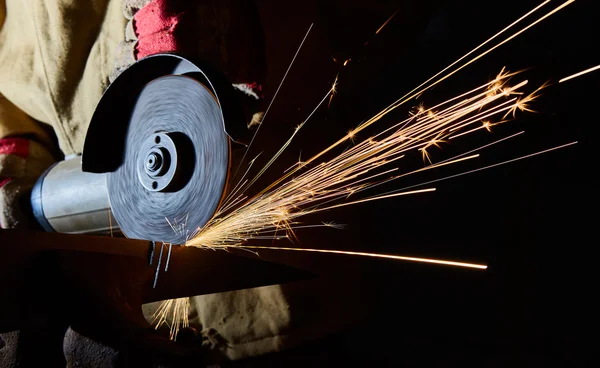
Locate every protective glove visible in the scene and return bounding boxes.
[112,0,266,132]
[0,137,55,229]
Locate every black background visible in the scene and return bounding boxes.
[237,0,594,365]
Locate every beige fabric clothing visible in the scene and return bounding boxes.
[0,0,126,155]
[1,0,354,362]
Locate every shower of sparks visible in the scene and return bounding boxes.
[155,0,579,337]
[151,297,190,340]
[243,246,487,269]
[376,9,400,34]
[359,0,573,129]
[187,71,538,251]
[559,64,600,83]
[264,0,565,188]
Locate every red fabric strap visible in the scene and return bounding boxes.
[133,0,263,94]
[134,0,190,60]
[0,137,30,158]
[0,177,11,188]
[0,138,30,189]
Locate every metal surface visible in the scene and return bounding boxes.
[30,156,117,234]
[0,230,312,336]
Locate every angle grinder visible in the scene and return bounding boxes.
[30,55,247,243]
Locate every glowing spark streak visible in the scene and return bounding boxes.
[559,64,600,83]
[314,188,436,212]
[242,87,334,193]
[216,194,248,217]
[344,167,400,191]
[319,155,478,208]
[438,131,525,164]
[328,74,339,108]
[346,0,570,141]
[304,87,337,123]
[243,246,487,270]
[422,79,497,115]
[448,125,486,140]
[224,154,261,206]
[414,1,575,98]
[384,142,578,195]
[403,154,479,176]
[284,161,302,174]
[259,223,345,233]
[385,0,553,108]
[448,97,519,132]
[235,23,314,177]
[376,9,400,34]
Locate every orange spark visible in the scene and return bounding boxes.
[483,121,492,132]
[376,9,400,34]
[243,246,487,270]
[559,64,600,83]
[315,188,436,212]
[329,74,339,108]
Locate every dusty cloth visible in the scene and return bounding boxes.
[63,328,119,367]
[0,0,358,365]
[0,0,126,156]
[0,332,18,368]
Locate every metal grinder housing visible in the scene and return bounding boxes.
[30,55,246,244]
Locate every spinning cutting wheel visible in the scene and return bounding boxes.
[108,76,230,243]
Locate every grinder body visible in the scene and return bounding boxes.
[31,156,116,235]
[28,55,244,242]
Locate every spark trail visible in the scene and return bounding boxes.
[154,1,581,339]
[559,64,600,83]
[186,70,537,251]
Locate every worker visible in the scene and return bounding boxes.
[0,0,375,365]
[0,0,284,366]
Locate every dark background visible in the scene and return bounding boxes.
[236,0,593,365]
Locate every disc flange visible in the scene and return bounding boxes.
[108,75,230,243]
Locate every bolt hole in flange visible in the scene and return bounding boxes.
[137,132,196,192]
[137,133,178,192]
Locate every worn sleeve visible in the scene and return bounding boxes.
[0,95,56,229]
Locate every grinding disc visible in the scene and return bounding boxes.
[108,75,230,243]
